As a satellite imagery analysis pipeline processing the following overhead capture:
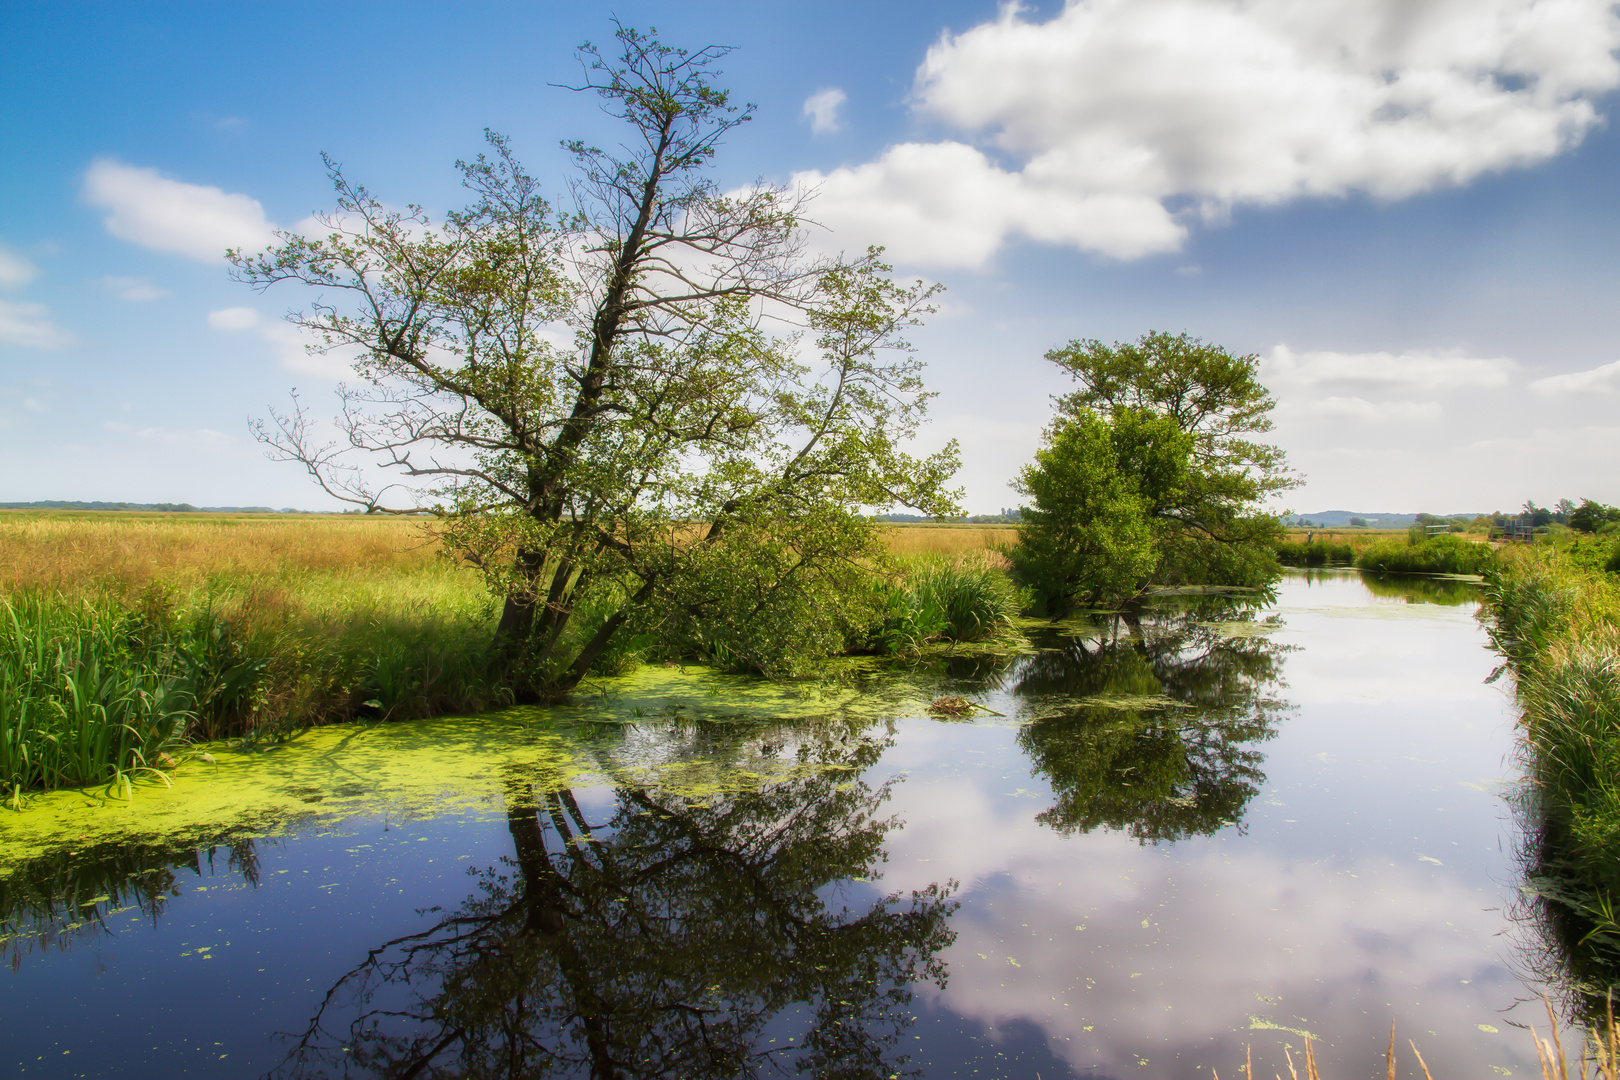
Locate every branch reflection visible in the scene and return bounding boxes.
[274,720,957,1079]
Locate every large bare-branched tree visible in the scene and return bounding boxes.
[230,26,958,698]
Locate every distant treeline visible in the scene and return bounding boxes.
[878,509,1022,524]
[0,501,305,513]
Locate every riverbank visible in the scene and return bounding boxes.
[1482,546,1620,1007]
[0,513,1025,798]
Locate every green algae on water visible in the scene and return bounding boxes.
[0,663,937,867]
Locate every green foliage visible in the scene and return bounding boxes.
[1354,534,1496,575]
[858,556,1026,654]
[1010,331,1292,607]
[1483,550,1620,956]
[1274,539,1355,567]
[231,27,959,701]
[1568,499,1620,535]
[1007,408,1183,611]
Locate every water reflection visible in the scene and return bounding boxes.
[1011,595,1290,843]
[273,720,957,1079]
[1359,571,1481,606]
[1512,799,1620,1034]
[0,834,259,969]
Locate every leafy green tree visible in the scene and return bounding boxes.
[1007,407,1191,611]
[1569,499,1620,534]
[230,27,958,697]
[1041,331,1292,586]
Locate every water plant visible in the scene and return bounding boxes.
[1485,547,1620,1015]
[858,554,1026,654]
[1274,538,1355,567]
[1356,533,1497,575]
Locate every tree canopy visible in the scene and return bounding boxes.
[1010,332,1292,609]
[230,26,958,698]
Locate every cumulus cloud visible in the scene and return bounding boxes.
[1294,396,1443,422]
[0,245,38,290]
[803,87,848,134]
[797,142,1184,265]
[208,306,357,378]
[1529,357,1620,395]
[0,299,76,349]
[796,0,1620,267]
[82,159,278,261]
[1262,344,1517,390]
[103,275,171,301]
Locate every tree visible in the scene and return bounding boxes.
[1569,499,1620,534]
[1010,332,1291,609]
[230,26,958,698]
[1008,407,1190,610]
[1040,332,1292,588]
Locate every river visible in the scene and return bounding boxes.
[1,570,1552,1078]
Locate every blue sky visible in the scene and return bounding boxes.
[3,0,1619,514]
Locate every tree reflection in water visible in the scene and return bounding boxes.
[274,720,957,1080]
[1011,593,1291,843]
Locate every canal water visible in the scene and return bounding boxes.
[1,570,1549,1078]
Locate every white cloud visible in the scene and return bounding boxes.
[207,306,261,331]
[102,420,230,446]
[103,275,171,301]
[0,299,76,349]
[0,245,38,290]
[1294,395,1443,422]
[207,306,357,379]
[82,159,278,261]
[1263,344,1517,390]
[1529,357,1620,395]
[797,0,1620,267]
[803,87,847,134]
[797,142,1184,265]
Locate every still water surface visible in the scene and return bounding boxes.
[2,571,1549,1078]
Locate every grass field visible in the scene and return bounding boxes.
[0,512,1014,610]
[0,512,1021,795]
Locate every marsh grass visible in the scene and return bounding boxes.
[860,553,1026,654]
[0,512,1023,795]
[880,524,1017,559]
[1274,539,1356,567]
[1357,534,1496,575]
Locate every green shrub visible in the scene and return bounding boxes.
[1274,539,1355,567]
[858,557,1025,654]
[1355,534,1496,575]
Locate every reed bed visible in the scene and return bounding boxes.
[1219,999,1618,1080]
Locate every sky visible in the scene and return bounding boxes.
[3,0,1620,515]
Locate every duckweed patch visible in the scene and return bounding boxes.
[0,663,942,867]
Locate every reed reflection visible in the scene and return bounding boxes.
[0,834,260,970]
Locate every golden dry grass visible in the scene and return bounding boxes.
[0,511,491,627]
[0,513,1016,595]
[0,511,440,594]
[880,524,1017,558]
